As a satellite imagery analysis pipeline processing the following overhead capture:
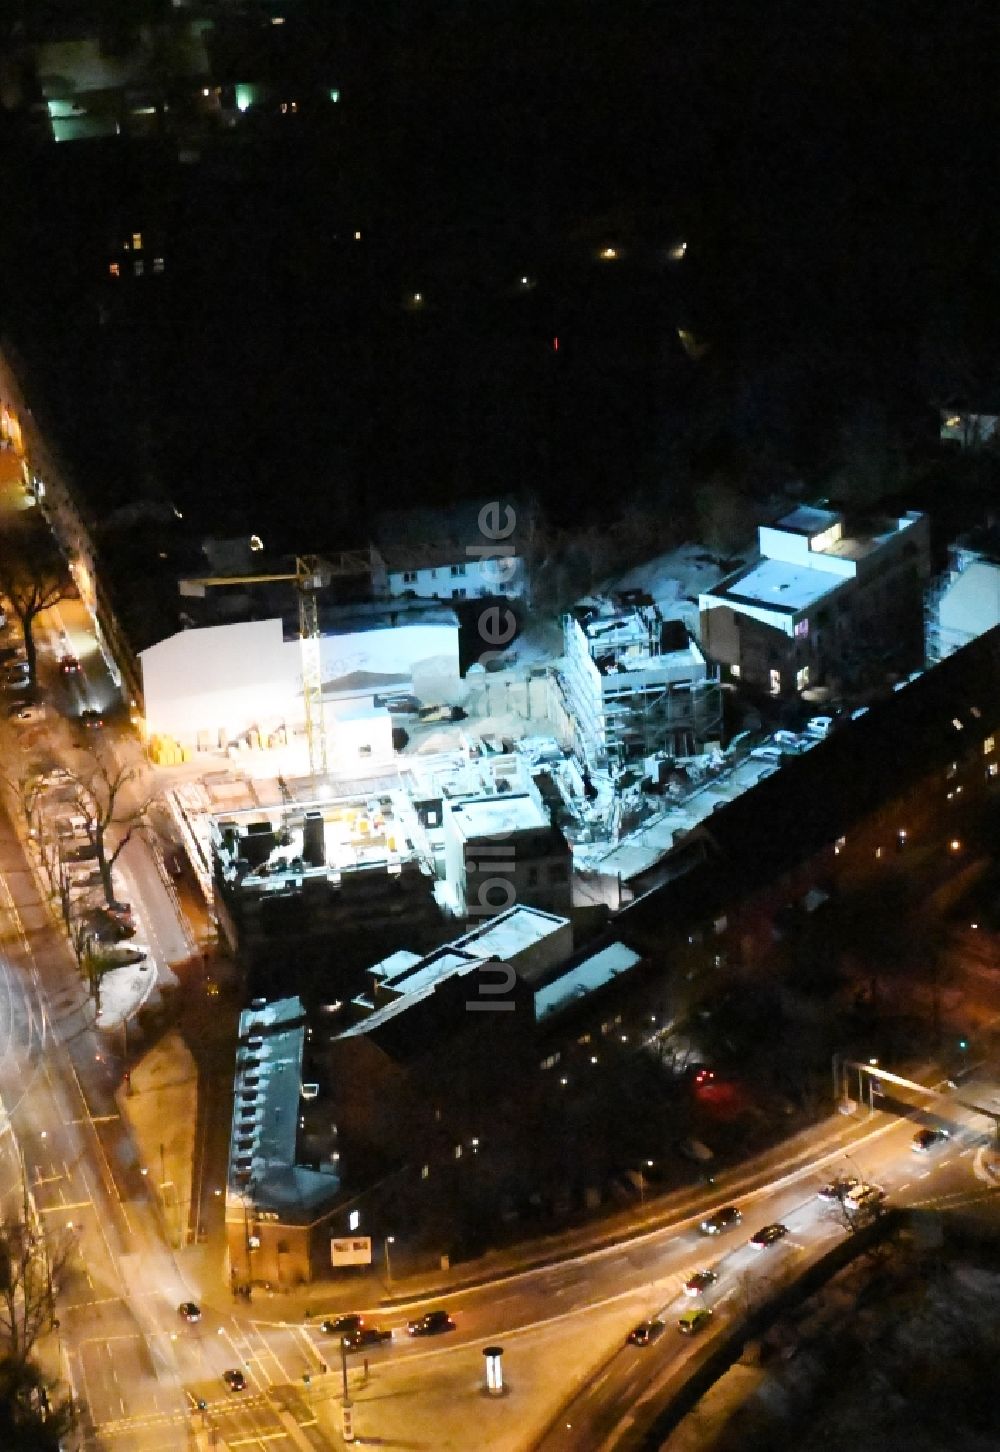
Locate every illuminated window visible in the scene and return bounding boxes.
[540,1052,560,1070]
[952,717,964,731]
[714,915,727,934]
[794,619,809,638]
[132,232,143,251]
[769,669,781,696]
[730,664,740,679]
[796,666,810,691]
[108,262,120,278]
[421,1163,429,1179]
[984,736,995,755]
[134,259,144,277]
[153,256,165,274]
[453,1144,462,1159]
[577,1032,591,1045]
[989,763,998,778]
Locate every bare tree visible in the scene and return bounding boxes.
[0,526,71,691]
[0,1178,73,1365]
[66,753,150,908]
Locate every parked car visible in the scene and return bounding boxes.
[684,1270,719,1297]
[750,1223,789,1249]
[912,1127,949,1153]
[677,1308,713,1336]
[406,1309,454,1337]
[817,1176,861,1201]
[700,1206,742,1236]
[417,704,465,723]
[343,1326,392,1351]
[626,1319,665,1346]
[678,1138,714,1164]
[7,704,46,724]
[846,1184,886,1212]
[178,1302,201,1323]
[320,1314,365,1336]
[373,693,421,715]
[223,1369,246,1392]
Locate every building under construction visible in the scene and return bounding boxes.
[562,593,722,769]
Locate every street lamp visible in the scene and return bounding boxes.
[383,1234,395,1291]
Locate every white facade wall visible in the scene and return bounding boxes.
[330,707,394,768]
[142,617,461,746]
[318,620,459,687]
[387,556,524,601]
[141,618,298,746]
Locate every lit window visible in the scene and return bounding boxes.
[769,669,781,696]
[796,666,810,691]
[834,835,846,854]
[984,736,995,755]
[134,259,144,277]
[713,916,727,935]
[952,717,964,731]
[989,763,999,778]
[540,1052,560,1070]
[153,256,165,274]
[730,664,740,679]
[453,1144,462,1159]
[421,1163,429,1179]
[578,1032,591,1045]
[108,262,120,278]
[794,619,809,638]
[132,232,143,251]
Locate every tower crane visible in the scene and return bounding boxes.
[178,549,378,777]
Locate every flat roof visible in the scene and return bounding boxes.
[716,557,840,614]
[451,904,570,962]
[775,504,840,536]
[535,942,642,1020]
[446,792,549,840]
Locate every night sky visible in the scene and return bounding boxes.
[1,2,998,552]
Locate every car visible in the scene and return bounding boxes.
[343,1326,392,1351]
[320,1313,364,1336]
[677,1307,713,1336]
[79,709,103,729]
[417,704,465,723]
[7,704,46,724]
[373,693,421,715]
[805,715,834,738]
[58,654,81,674]
[406,1309,454,1337]
[178,1302,201,1322]
[750,1223,789,1248]
[912,1127,950,1153]
[700,1206,742,1236]
[2,673,29,693]
[817,1176,861,1201]
[846,1184,885,1212]
[223,1369,246,1392]
[626,1319,666,1346]
[684,1270,719,1297]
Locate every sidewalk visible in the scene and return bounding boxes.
[189,1097,931,1325]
